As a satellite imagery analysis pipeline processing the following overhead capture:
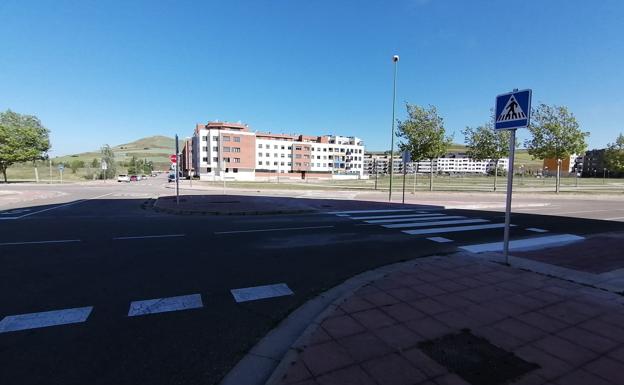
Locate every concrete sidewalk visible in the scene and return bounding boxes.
[267,255,624,385]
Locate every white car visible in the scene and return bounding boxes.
[117,174,130,182]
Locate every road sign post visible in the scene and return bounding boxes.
[58,164,64,184]
[495,89,532,265]
[174,136,179,205]
[402,151,411,204]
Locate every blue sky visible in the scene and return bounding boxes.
[1,0,623,155]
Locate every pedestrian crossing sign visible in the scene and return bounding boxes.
[495,89,532,130]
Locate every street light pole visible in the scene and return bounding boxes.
[388,55,399,201]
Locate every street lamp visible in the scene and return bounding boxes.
[388,54,399,201]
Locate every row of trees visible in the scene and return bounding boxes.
[396,103,589,193]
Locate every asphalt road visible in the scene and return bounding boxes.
[1,179,623,385]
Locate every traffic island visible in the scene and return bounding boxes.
[153,194,437,216]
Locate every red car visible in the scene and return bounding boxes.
[130,175,138,181]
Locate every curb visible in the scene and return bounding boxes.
[152,197,317,216]
[218,255,451,385]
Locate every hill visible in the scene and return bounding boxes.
[53,135,180,169]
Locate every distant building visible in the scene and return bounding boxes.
[191,121,365,181]
[363,152,509,175]
[180,138,193,177]
[542,154,580,176]
[581,149,607,177]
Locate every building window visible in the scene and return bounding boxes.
[258,144,263,148]
[202,146,208,151]
[232,147,241,153]
[274,145,278,149]
[223,147,231,152]
[202,157,208,162]
[288,146,292,150]
[280,161,285,166]
[258,161,263,165]
[223,157,230,162]
[213,157,218,162]
[295,146,302,150]
[281,153,285,158]
[222,136,231,141]
[274,161,278,166]
[207,167,211,172]
[212,146,218,151]
[295,154,302,159]
[233,137,241,142]
[201,136,207,141]
[281,145,285,150]
[233,158,241,163]
[259,153,263,157]
[288,154,292,158]
[233,168,238,173]
[288,162,292,166]
[266,153,270,157]
[212,136,218,141]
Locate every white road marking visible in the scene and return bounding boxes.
[0,306,93,333]
[113,234,185,240]
[366,215,465,224]
[384,218,488,229]
[328,209,419,215]
[231,283,294,303]
[459,234,584,253]
[351,213,446,220]
[0,239,81,246]
[403,223,510,235]
[427,237,454,243]
[12,192,115,219]
[605,217,624,221]
[128,294,203,316]
[545,209,615,215]
[215,225,334,235]
[526,228,549,233]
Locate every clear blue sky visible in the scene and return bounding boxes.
[1,0,623,155]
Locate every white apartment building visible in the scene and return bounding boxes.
[364,152,510,175]
[189,122,365,181]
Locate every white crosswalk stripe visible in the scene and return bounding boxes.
[403,223,510,235]
[460,234,583,253]
[383,218,489,229]
[366,215,465,224]
[349,213,445,220]
[328,209,421,215]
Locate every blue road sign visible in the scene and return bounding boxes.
[402,150,411,163]
[495,89,532,130]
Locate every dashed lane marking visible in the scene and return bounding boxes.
[0,306,93,333]
[11,192,115,219]
[215,226,334,235]
[231,283,294,303]
[403,223,510,235]
[383,218,488,229]
[526,228,549,233]
[113,234,185,240]
[459,234,584,253]
[0,239,81,246]
[128,294,203,316]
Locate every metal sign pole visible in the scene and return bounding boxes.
[175,134,180,205]
[402,162,407,204]
[503,129,517,264]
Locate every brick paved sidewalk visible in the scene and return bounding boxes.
[270,255,624,385]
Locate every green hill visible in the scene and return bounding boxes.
[53,135,180,170]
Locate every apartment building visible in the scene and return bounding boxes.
[364,152,509,175]
[191,121,365,181]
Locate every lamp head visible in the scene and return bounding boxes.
[392,55,400,62]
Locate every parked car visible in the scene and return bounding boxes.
[130,175,138,182]
[167,173,175,182]
[117,174,130,182]
[140,175,147,180]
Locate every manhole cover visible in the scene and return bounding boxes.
[418,329,539,385]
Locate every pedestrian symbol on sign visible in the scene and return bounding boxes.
[497,95,526,122]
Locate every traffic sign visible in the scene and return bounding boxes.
[402,150,411,163]
[170,154,177,163]
[101,160,108,170]
[58,164,64,171]
[495,89,532,130]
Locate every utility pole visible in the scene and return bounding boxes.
[388,55,399,201]
[175,134,180,205]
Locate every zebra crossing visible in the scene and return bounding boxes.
[329,208,583,250]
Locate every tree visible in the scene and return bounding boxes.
[100,145,117,179]
[463,123,512,191]
[397,104,453,191]
[0,110,51,183]
[127,156,138,175]
[525,104,588,193]
[604,133,624,176]
[91,158,99,168]
[69,159,85,174]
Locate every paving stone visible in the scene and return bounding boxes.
[584,356,624,384]
[363,291,402,307]
[402,347,447,378]
[372,323,424,351]
[385,287,426,302]
[508,373,548,385]
[492,317,547,343]
[433,373,471,385]
[351,309,397,330]
[433,310,482,329]
[408,298,450,315]
[431,293,475,309]
[472,326,526,351]
[538,302,595,325]
[321,315,366,339]
[514,345,573,380]
[404,316,453,340]
[361,353,427,385]
[556,326,619,354]
[336,332,393,363]
[339,297,376,314]
[457,286,511,303]
[308,327,333,346]
[280,359,313,384]
[381,302,426,322]
[532,335,597,366]
[412,283,447,297]
[300,341,355,377]
[607,345,624,364]
[553,369,613,385]
[514,312,569,334]
[316,365,377,385]
[431,280,468,293]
